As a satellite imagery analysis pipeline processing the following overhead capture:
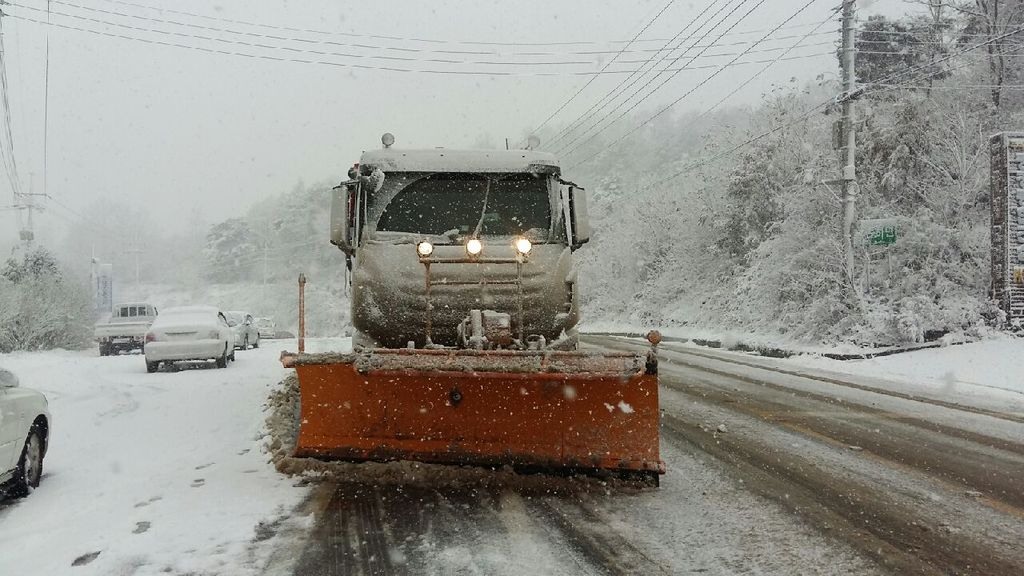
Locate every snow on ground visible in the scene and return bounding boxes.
[0,337,347,576]
[785,337,1024,402]
[589,322,1024,408]
[582,320,879,354]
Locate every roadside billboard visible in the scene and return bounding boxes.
[94,262,113,316]
[990,132,1024,327]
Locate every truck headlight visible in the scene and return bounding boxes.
[416,241,434,257]
[514,237,532,255]
[466,238,483,256]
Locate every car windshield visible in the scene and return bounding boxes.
[371,172,551,241]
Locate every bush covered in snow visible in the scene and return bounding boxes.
[0,248,94,352]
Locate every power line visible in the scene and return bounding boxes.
[544,0,732,149]
[550,0,756,152]
[5,11,835,77]
[556,0,776,156]
[861,23,1024,93]
[646,22,1024,190]
[522,0,677,143]
[0,10,24,199]
[649,101,830,189]
[8,3,590,66]
[877,82,1024,90]
[567,0,834,169]
[12,1,836,69]
[56,0,775,60]
[92,0,831,48]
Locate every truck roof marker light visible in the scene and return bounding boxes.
[382,133,396,148]
[514,237,532,255]
[466,238,483,257]
[416,241,434,258]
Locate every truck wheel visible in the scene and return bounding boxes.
[146,360,160,373]
[216,345,228,368]
[7,426,44,498]
[252,336,259,349]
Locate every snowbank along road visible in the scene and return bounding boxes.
[0,342,313,575]
[279,335,1024,575]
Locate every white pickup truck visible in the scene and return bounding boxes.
[94,303,159,356]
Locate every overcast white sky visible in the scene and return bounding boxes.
[1,0,907,253]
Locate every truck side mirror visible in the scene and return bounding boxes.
[569,187,590,250]
[330,183,357,256]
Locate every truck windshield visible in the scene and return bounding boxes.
[373,173,550,240]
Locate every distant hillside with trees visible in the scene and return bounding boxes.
[570,1,1024,344]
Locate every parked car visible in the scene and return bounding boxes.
[0,368,50,499]
[225,311,260,350]
[143,306,235,373]
[255,317,277,339]
[94,302,158,356]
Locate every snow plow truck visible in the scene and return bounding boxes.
[281,134,664,485]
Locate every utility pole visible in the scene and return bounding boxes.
[262,237,268,305]
[840,0,858,286]
[125,246,144,300]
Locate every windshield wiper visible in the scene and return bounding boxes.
[472,177,492,238]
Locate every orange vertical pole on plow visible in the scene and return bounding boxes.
[298,273,306,354]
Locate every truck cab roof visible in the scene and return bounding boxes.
[359,148,560,174]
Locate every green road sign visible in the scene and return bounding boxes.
[859,218,899,247]
[869,225,897,246]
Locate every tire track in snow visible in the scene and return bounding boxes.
[523,496,671,576]
[291,483,394,575]
[640,358,1024,575]
[595,337,1024,509]
[288,479,667,575]
[658,407,1024,575]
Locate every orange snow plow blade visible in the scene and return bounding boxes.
[281,348,664,477]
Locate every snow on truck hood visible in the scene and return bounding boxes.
[360,148,560,174]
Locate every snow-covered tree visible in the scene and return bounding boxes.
[0,248,94,352]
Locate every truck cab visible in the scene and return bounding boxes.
[331,140,590,349]
[94,302,159,356]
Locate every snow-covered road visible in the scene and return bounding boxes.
[290,337,1024,575]
[0,340,316,576]
[3,336,1022,575]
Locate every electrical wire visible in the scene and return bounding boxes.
[5,11,835,77]
[53,0,775,61]
[13,1,837,68]
[861,23,1024,93]
[544,0,732,149]
[557,0,782,156]
[551,0,758,152]
[567,0,835,169]
[92,0,831,47]
[521,0,677,144]
[0,12,24,199]
[645,22,1024,190]
[648,101,830,189]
